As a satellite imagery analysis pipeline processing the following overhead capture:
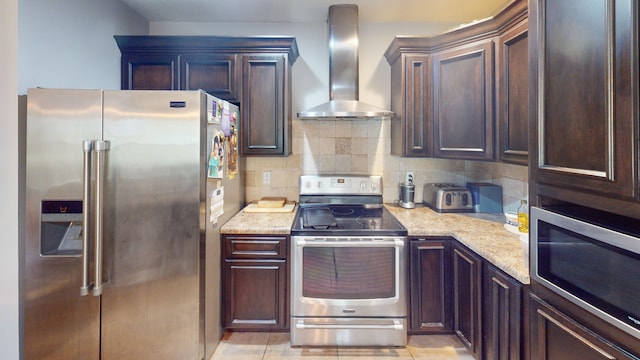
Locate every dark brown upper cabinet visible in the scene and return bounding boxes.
[114,36,299,157]
[180,53,239,103]
[432,40,495,161]
[241,54,288,156]
[529,0,639,211]
[384,0,528,162]
[497,19,529,165]
[389,54,432,157]
[121,53,180,90]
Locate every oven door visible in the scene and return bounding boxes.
[531,207,640,340]
[291,236,406,318]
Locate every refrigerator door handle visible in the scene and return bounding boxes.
[80,140,93,296]
[92,140,110,296]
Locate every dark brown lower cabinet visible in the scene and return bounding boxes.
[453,243,483,358]
[483,263,523,360]
[221,235,288,330]
[409,238,452,333]
[529,293,637,360]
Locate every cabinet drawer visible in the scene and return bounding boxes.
[224,235,287,259]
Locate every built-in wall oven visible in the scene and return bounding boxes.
[290,175,408,347]
[531,206,640,340]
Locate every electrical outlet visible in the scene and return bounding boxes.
[262,171,271,185]
[405,171,414,184]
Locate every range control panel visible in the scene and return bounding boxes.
[299,175,382,196]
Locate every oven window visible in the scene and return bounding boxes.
[538,222,640,330]
[302,247,395,299]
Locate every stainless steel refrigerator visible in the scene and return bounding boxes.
[23,88,243,359]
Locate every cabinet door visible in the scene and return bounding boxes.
[432,40,495,160]
[453,244,483,358]
[531,0,637,198]
[390,54,432,157]
[120,53,179,90]
[409,238,452,333]
[241,54,288,156]
[483,264,523,360]
[181,54,239,102]
[529,294,635,360]
[497,20,529,166]
[222,259,288,330]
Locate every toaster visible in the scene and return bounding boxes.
[422,183,474,213]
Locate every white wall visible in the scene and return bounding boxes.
[18,0,148,94]
[1,0,20,358]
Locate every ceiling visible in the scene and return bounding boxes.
[120,0,512,24]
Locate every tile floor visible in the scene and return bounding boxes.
[210,332,475,359]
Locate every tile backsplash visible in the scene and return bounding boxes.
[244,118,528,212]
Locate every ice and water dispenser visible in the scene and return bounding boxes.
[40,200,83,256]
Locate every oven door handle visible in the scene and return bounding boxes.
[296,238,405,247]
[295,320,404,330]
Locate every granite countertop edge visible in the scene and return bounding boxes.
[385,204,530,285]
[220,204,298,235]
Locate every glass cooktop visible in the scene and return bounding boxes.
[291,204,407,236]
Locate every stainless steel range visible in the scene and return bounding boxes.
[290,175,408,347]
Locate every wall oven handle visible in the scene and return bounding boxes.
[295,321,404,330]
[80,140,93,296]
[92,140,110,296]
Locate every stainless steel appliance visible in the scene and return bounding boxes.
[399,182,415,209]
[297,5,393,119]
[422,183,473,213]
[24,89,243,360]
[531,206,640,341]
[290,175,408,347]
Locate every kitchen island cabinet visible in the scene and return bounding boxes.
[221,234,289,330]
[114,36,299,157]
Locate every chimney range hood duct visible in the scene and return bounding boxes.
[297,4,393,119]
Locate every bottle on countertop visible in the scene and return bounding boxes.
[517,199,529,233]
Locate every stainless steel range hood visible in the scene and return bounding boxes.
[297,4,393,119]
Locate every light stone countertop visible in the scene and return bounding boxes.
[385,204,530,284]
[220,204,298,235]
[220,202,530,284]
